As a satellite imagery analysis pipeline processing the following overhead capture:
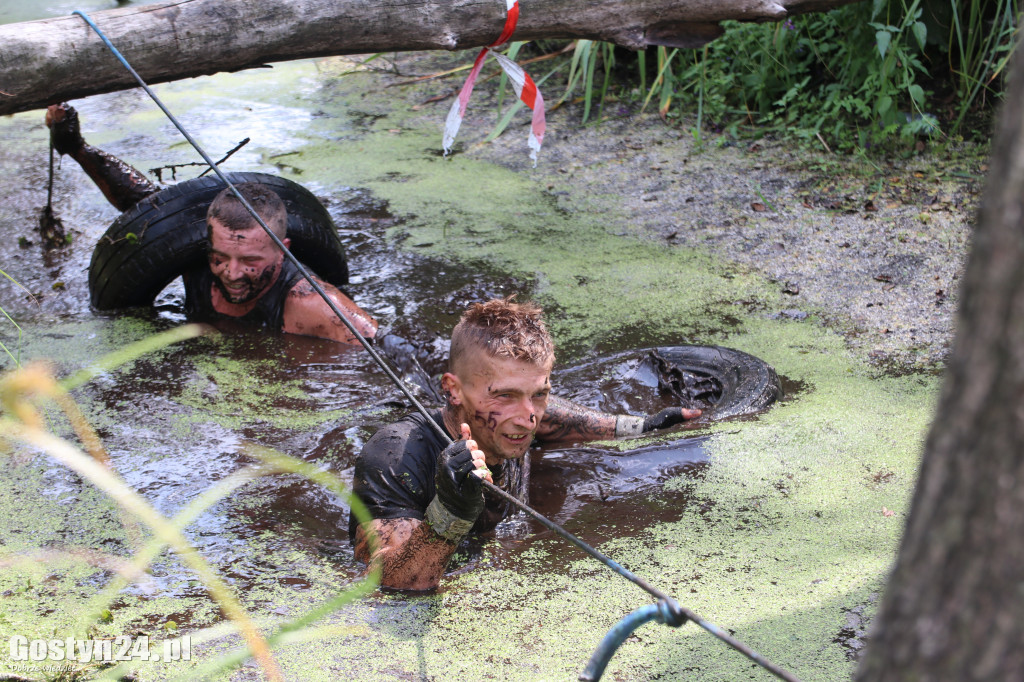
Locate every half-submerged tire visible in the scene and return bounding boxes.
[651,344,783,420]
[88,172,348,310]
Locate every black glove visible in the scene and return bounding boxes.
[642,407,688,433]
[426,440,485,541]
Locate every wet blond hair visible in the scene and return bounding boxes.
[449,298,555,373]
[206,182,287,239]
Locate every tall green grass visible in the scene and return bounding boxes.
[664,0,1017,149]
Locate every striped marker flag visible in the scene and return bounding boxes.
[442,0,546,165]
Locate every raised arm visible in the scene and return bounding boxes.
[353,425,491,591]
[353,517,460,591]
[536,395,702,445]
[46,103,159,212]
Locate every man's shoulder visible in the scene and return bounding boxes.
[280,269,333,327]
[285,278,317,297]
[364,411,445,454]
[353,410,447,520]
[281,273,340,320]
[283,266,330,299]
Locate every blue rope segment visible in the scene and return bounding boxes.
[580,599,687,682]
[72,10,802,682]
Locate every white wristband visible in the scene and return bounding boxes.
[614,415,645,438]
[425,496,475,542]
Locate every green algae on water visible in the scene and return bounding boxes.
[0,54,949,682]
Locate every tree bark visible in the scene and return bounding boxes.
[854,40,1024,681]
[0,0,859,117]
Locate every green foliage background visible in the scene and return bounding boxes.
[543,0,1019,152]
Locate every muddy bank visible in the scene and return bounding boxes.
[389,52,979,371]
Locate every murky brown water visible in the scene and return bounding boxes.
[1,1,708,625]
[3,153,707,623]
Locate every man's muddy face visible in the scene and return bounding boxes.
[207,218,288,305]
[444,350,553,466]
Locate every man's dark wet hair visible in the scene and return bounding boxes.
[206,182,287,239]
[449,297,555,374]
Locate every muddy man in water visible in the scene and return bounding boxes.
[351,298,701,591]
[45,103,378,344]
[182,182,378,343]
[47,107,702,580]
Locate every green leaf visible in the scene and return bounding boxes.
[876,30,891,59]
[877,94,893,116]
[559,40,591,106]
[912,21,927,50]
[908,84,925,106]
[583,40,599,123]
[637,49,646,96]
[640,47,678,116]
[871,0,886,20]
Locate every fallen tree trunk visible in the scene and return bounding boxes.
[0,0,858,116]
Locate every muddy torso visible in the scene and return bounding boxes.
[183,258,305,330]
[349,410,528,538]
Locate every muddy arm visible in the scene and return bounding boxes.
[351,433,488,591]
[65,144,159,212]
[282,278,379,345]
[46,103,158,212]
[536,395,617,444]
[353,518,459,591]
[537,395,701,444]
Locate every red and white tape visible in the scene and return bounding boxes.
[442,0,546,165]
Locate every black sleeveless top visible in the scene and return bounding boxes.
[183,258,305,330]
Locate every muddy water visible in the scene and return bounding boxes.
[0,6,948,680]
[3,178,707,612]
[0,10,709,636]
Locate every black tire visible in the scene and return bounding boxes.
[88,172,348,310]
[651,344,783,419]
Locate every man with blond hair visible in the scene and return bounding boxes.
[351,298,700,590]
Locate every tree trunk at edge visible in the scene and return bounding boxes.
[855,39,1024,681]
